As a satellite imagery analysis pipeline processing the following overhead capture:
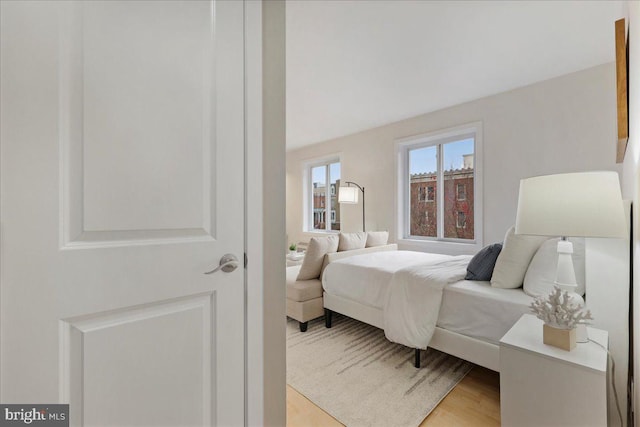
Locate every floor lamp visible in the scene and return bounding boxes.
[338,181,365,232]
[515,171,627,342]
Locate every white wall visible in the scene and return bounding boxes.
[621,2,640,425]
[287,63,621,252]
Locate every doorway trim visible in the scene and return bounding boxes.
[245,1,286,426]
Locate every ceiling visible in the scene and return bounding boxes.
[286,0,626,150]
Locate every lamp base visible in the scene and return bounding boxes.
[556,239,577,286]
[555,283,589,343]
[576,324,588,343]
[554,238,589,343]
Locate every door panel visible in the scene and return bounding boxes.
[60,0,216,245]
[64,294,213,426]
[1,1,245,425]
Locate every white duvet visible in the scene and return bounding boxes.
[322,251,452,308]
[383,255,472,349]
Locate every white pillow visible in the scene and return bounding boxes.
[490,226,547,289]
[338,232,367,251]
[523,238,585,297]
[365,231,389,247]
[296,235,339,280]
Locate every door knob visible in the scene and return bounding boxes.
[204,254,239,274]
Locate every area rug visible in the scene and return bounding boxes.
[286,315,473,427]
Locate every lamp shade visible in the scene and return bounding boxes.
[338,186,358,204]
[515,171,627,238]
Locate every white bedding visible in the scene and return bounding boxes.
[322,251,534,345]
[321,251,451,308]
[438,280,534,344]
[383,256,471,349]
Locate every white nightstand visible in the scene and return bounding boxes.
[499,314,608,427]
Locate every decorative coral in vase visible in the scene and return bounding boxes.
[530,286,593,351]
[530,286,593,329]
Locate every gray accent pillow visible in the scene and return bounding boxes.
[465,243,503,281]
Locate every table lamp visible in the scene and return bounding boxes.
[515,171,627,342]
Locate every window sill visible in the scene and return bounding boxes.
[302,230,340,236]
[398,238,481,255]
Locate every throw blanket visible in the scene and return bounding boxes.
[383,255,472,349]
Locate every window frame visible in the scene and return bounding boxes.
[395,122,483,254]
[303,155,341,233]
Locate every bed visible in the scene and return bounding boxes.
[320,209,630,422]
[322,250,535,371]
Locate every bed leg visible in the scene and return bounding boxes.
[299,321,308,332]
[324,309,333,328]
[414,349,421,368]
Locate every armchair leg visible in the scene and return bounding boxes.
[299,321,308,332]
[324,309,333,328]
[414,349,421,368]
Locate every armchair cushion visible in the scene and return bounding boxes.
[287,266,322,302]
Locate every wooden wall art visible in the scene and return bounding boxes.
[616,18,628,163]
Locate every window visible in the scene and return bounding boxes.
[457,211,466,228]
[306,158,341,232]
[396,123,482,251]
[427,186,435,202]
[417,185,435,202]
[418,186,426,202]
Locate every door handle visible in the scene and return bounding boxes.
[204,254,239,274]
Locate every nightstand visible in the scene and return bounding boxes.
[286,252,305,267]
[499,314,608,427]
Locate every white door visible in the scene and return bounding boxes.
[0,1,245,426]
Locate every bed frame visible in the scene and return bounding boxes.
[323,292,500,371]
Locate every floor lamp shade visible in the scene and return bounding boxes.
[338,186,359,204]
[515,171,627,239]
[339,181,365,232]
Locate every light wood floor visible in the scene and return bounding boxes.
[286,366,500,427]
